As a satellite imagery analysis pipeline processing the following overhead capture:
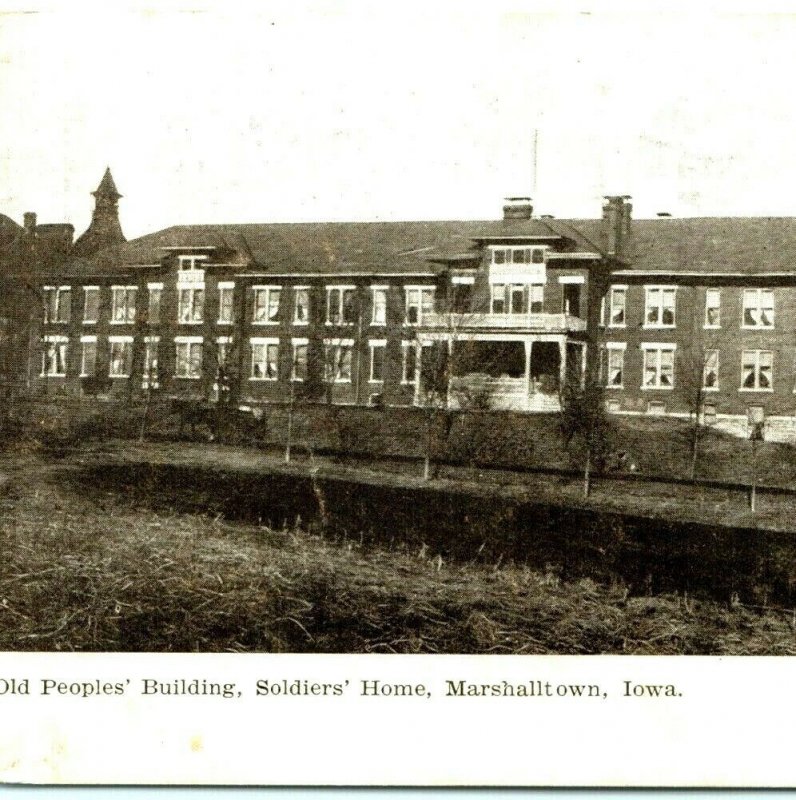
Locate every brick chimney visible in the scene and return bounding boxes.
[502,197,533,220]
[602,195,632,259]
[23,212,36,235]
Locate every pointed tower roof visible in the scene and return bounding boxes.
[93,167,121,200]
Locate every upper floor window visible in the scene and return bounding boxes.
[178,286,204,324]
[326,286,356,325]
[43,286,70,324]
[252,286,281,324]
[41,335,67,376]
[178,255,208,272]
[175,337,203,379]
[608,286,626,327]
[405,287,434,324]
[371,287,387,325]
[217,282,234,324]
[490,247,545,265]
[293,287,309,325]
[642,344,675,389]
[111,286,137,324]
[704,289,721,328]
[147,283,162,325]
[83,287,99,324]
[491,284,506,314]
[742,350,772,390]
[742,289,774,328]
[644,286,676,327]
[703,349,719,389]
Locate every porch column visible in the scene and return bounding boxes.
[558,338,567,388]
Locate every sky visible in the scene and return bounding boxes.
[3,1,796,238]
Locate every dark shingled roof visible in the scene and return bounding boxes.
[0,214,22,249]
[94,167,121,199]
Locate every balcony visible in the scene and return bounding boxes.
[423,311,587,333]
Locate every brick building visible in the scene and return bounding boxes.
[26,174,796,439]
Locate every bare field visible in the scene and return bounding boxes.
[1,451,796,654]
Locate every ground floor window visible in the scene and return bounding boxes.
[642,345,674,389]
[175,339,203,379]
[369,341,385,382]
[143,337,159,388]
[80,337,97,377]
[291,340,308,381]
[250,339,279,380]
[603,345,625,388]
[41,336,68,376]
[324,341,353,383]
[703,349,719,389]
[742,350,772,390]
[109,337,133,378]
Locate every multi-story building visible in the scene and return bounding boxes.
[27,172,796,439]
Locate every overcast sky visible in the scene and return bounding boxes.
[3,1,796,238]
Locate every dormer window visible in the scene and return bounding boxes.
[489,246,546,265]
[179,255,208,271]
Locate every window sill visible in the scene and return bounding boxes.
[249,377,278,382]
[292,321,309,326]
[291,377,305,382]
[369,379,385,384]
[82,321,97,326]
[640,385,674,391]
[217,319,234,326]
[110,321,135,326]
[607,323,626,329]
[703,325,721,330]
[177,321,204,326]
[324,322,355,327]
[109,374,130,379]
[738,388,774,393]
[40,373,66,378]
[703,387,720,393]
[175,375,201,380]
[606,384,624,390]
[252,321,280,326]
[741,325,775,331]
[642,324,676,330]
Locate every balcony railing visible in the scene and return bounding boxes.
[423,311,587,332]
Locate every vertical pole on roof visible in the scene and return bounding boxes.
[532,128,539,197]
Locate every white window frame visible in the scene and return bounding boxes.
[146,282,163,326]
[291,337,308,382]
[108,335,134,378]
[143,335,160,388]
[644,285,676,329]
[400,340,432,385]
[249,336,280,381]
[293,286,310,326]
[43,285,71,324]
[742,288,774,329]
[41,334,68,377]
[490,283,506,314]
[404,286,435,325]
[82,286,99,325]
[79,335,97,377]
[174,335,204,380]
[325,285,357,326]
[252,285,282,326]
[369,339,386,383]
[217,281,235,325]
[640,343,676,390]
[605,342,626,389]
[740,350,773,392]
[371,286,388,326]
[703,349,720,391]
[110,285,137,325]
[704,289,721,329]
[608,286,627,328]
[178,254,208,272]
[324,338,355,383]
[489,246,546,265]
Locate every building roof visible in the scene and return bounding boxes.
[0,214,22,249]
[94,167,121,199]
[54,217,603,279]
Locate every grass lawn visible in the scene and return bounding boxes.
[1,448,796,654]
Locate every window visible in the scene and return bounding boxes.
[250,338,279,380]
[600,295,606,327]
[143,337,159,388]
[529,284,544,313]
[704,289,721,328]
[216,336,233,370]
[405,287,434,325]
[326,287,356,325]
[175,338,203,379]
[605,344,625,388]
[147,283,162,325]
[43,286,71,323]
[609,287,626,327]
[41,336,67,376]
[293,287,309,325]
[401,341,432,385]
[563,283,581,317]
[324,341,353,382]
[490,247,545,265]
[253,286,281,324]
[109,336,133,378]
[509,284,525,314]
[217,282,234,324]
[642,345,675,389]
[742,289,774,328]
[742,350,772,390]
[80,336,97,377]
[111,286,137,324]
[83,287,99,324]
[369,340,386,382]
[644,286,676,327]
[491,284,506,314]
[178,287,205,324]
[291,339,308,381]
[703,349,719,390]
[371,287,387,325]
[178,255,208,271]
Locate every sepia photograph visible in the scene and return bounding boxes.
[3,0,796,661]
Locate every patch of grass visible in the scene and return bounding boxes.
[1,454,795,654]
